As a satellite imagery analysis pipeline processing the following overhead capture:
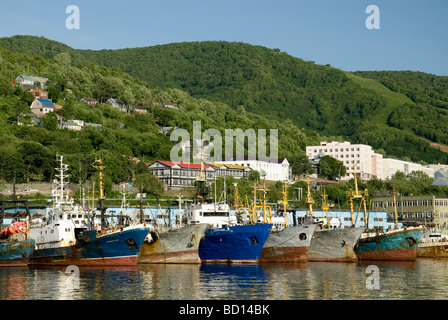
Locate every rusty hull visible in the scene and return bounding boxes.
[418,242,448,258]
[139,224,210,264]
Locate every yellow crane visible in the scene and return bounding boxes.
[321,189,330,229]
[305,174,314,218]
[347,161,368,228]
[281,184,289,228]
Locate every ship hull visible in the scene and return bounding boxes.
[417,242,448,258]
[355,226,425,261]
[0,239,35,267]
[308,227,364,262]
[30,226,150,266]
[138,224,210,264]
[199,224,272,263]
[259,224,317,262]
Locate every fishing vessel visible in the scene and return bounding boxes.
[29,155,150,266]
[304,176,364,262]
[186,163,271,263]
[355,187,425,261]
[185,198,272,263]
[139,223,210,263]
[129,178,211,264]
[417,228,448,258]
[259,184,317,262]
[0,220,35,267]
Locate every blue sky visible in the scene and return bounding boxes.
[1,0,447,75]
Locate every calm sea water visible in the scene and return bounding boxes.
[1,259,448,301]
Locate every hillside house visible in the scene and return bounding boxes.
[80,97,99,107]
[30,98,55,116]
[161,102,178,109]
[133,105,147,114]
[159,126,178,135]
[61,120,84,131]
[106,98,128,113]
[15,75,48,89]
[30,89,49,99]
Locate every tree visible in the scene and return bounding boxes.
[318,156,345,180]
[0,75,14,97]
[290,153,314,176]
[53,52,71,66]
[41,112,59,131]
[134,172,165,202]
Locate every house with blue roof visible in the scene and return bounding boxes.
[30,98,55,117]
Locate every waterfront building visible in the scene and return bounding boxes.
[147,160,252,188]
[371,195,448,229]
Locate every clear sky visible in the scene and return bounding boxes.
[1,0,447,75]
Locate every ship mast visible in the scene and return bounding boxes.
[281,184,289,228]
[54,154,69,208]
[347,161,368,228]
[92,158,107,231]
[321,189,329,229]
[195,148,208,202]
[305,174,314,218]
[393,186,398,229]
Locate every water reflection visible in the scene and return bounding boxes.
[198,264,269,300]
[2,260,448,300]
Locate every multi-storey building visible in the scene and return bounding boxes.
[372,195,448,229]
[147,160,252,188]
[382,157,434,180]
[306,141,383,180]
[306,141,435,181]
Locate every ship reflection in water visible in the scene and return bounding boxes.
[3,259,448,300]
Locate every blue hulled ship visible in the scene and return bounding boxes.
[183,160,271,263]
[29,155,150,266]
[184,202,272,263]
[0,225,35,267]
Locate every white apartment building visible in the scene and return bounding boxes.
[213,156,291,182]
[382,157,434,180]
[306,141,383,181]
[306,141,435,181]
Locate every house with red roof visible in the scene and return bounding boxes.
[147,160,214,188]
[147,160,252,188]
[30,89,49,99]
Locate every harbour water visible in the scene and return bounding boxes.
[2,259,448,300]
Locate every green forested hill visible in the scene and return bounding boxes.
[1,35,448,165]
[0,44,322,187]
